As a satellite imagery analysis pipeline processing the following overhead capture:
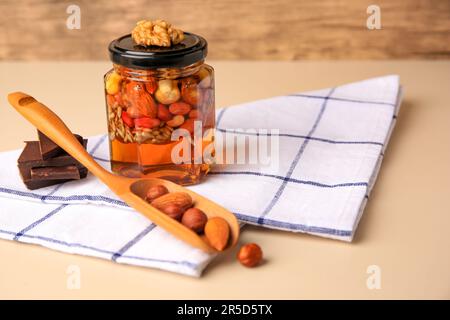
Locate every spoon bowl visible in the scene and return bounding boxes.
[8,92,239,253]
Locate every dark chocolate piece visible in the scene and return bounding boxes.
[18,166,88,190]
[17,134,89,190]
[30,165,80,181]
[18,140,87,168]
[38,131,59,159]
[37,131,84,160]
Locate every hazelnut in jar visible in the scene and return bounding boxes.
[105,23,214,185]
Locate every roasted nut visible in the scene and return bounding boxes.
[166,115,185,127]
[145,185,169,202]
[151,192,193,211]
[125,81,157,118]
[188,109,201,119]
[105,71,122,95]
[132,20,170,47]
[181,208,208,233]
[155,80,180,104]
[161,203,185,221]
[169,102,192,115]
[145,78,157,94]
[134,131,147,143]
[121,111,134,128]
[134,117,161,129]
[157,103,173,121]
[169,28,184,45]
[132,19,184,47]
[180,118,195,135]
[181,77,200,105]
[126,106,139,119]
[237,243,263,268]
[204,217,230,251]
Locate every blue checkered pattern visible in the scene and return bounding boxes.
[0,75,401,276]
[0,136,209,276]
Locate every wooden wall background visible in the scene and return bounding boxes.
[1,0,449,60]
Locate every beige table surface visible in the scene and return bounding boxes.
[0,61,449,299]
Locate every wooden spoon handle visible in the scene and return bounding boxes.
[8,92,111,183]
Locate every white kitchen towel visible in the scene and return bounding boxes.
[0,75,402,276]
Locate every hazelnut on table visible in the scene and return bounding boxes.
[237,243,263,268]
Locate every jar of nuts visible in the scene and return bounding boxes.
[105,20,215,185]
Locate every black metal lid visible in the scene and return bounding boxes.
[108,32,207,69]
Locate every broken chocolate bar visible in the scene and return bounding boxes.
[19,165,88,190]
[18,140,87,168]
[30,165,81,181]
[17,133,89,190]
[38,130,83,160]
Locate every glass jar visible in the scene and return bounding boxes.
[104,32,215,185]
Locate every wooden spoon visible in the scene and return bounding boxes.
[8,92,239,253]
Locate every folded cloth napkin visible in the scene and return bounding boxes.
[0,75,402,276]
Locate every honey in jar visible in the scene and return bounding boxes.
[105,28,214,185]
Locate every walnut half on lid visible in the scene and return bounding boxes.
[131,19,184,47]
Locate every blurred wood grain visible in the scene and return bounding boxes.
[1,0,449,60]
